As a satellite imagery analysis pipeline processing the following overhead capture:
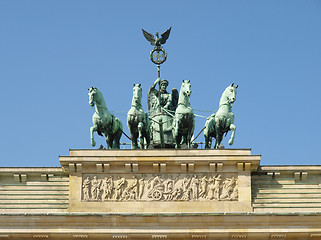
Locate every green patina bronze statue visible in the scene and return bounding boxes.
[88,87,123,149]
[142,27,171,65]
[142,27,171,47]
[172,80,195,149]
[147,78,178,148]
[86,28,240,150]
[143,27,182,148]
[148,78,177,115]
[127,84,151,149]
[204,84,238,149]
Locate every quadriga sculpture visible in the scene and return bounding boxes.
[204,83,238,149]
[127,84,151,149]
[88,87,123,149]
[172,80,195,149]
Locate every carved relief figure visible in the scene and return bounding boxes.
[114,176,126,200]
[181,175,192,200]
[101,176,113,201]
[207,174,221,200]
[214,175,222,200]
[199,176,208,199]
[91,176,101,200]
[191,175,199,200]
[131,176,139,199]
[230,185,238,200]
[82,176,91,201]
[138,177,145,200]
[220,177,237,200]
[122,176,138,200]
[101,177,108,201]
[207,176,215,200]
[107,176,114,199]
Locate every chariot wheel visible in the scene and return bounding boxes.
[152,190,163,200]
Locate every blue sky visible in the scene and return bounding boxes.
[0,1,320,167]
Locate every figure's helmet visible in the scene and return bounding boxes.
[160,79,169,86]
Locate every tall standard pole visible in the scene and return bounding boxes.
[142,27,171,149]
[157,64,165,148]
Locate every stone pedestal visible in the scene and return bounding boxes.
[59,149,260,213]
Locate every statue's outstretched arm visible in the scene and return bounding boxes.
[150,78,161,90]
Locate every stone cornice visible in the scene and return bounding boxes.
[60,149,261,174]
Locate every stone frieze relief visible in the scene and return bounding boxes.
[82,174,238,202]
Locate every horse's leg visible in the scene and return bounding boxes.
[216,132,223,149]
[90,125,98,147]
[112,120,123,149]
[173,115,182,149]
[106,134,113,149]
[208,137,212,149]
[173,130,180,149]
[111,136,118,149]
[114,129,122,149]
[144,130,151,149]
[132,132,138,149]
[129,123,138,149]
[228,124,236,145]
[128,126,135,149]
[204,126,211,149]
[172,118,177,148]
[138,122,144,149]
[214,129,220,149]
[186,132,191,148]
[176,134,182,149]
[112,125,123,149]
[142,119,151,149]
[144,114,151,149]
[205,134,213,149]
[208,128,215,149]
[187,117,195,148]
[214,117,222,149]
[173,120,181,149]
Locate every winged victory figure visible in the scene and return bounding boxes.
[142,27,172,47]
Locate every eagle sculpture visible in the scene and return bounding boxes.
[142,27,172,47]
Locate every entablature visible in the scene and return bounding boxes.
[60,149,261,174]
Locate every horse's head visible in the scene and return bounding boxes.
[132,84,142,105]
[88,87,99,107]
[181,80,192,97]
[225,83,238,104]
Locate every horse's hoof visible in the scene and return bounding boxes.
[228,140,234,145]
[91,141,96,147]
